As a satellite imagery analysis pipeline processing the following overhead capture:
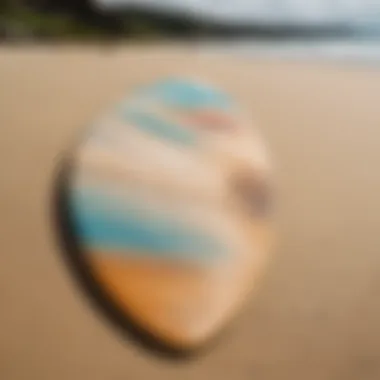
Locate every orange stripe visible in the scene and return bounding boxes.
[183,110,234,130]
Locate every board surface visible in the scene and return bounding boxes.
[64,78,273,354]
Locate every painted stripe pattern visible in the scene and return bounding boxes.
[70,78,243,266]
[71,187,228,262]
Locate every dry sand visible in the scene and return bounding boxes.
[1,45,380,380]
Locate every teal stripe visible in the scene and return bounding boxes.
[122,109,197,146]
[136,79,232,109]
[70,187,227,262]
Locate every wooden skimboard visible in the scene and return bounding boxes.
[56,78,273,356]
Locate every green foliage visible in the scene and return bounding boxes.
[0,1,201,41]
[1,7,109,39]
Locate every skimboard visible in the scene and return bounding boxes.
[55,78,273,357]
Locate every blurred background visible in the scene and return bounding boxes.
[1,0,380,61]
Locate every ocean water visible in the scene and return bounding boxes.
[198,34,380,64]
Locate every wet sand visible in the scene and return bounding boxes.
[1,45,380,380]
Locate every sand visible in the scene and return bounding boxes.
[1,45,380,380]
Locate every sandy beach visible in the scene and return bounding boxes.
[1,45,380,379]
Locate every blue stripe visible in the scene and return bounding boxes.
[70,187,227,262]
[122,109,197,146]
[137,79,232,109]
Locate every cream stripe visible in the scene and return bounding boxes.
[77,119,229,204]
[72,173,249,259]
